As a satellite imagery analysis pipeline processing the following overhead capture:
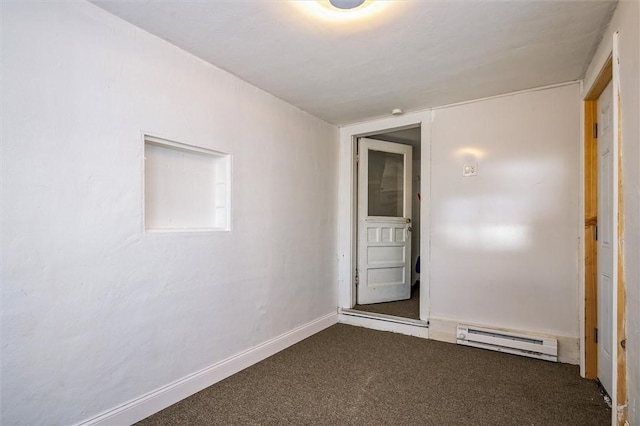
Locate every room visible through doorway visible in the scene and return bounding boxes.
[353,126,421,320]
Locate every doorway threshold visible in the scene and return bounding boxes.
[340,308,428,327]
[339,308,429,339]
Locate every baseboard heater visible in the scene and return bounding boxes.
[456,324,557,362]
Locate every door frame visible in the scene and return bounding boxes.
[583,54,611,380]
[582,32,626,424]
[338,111,431,321]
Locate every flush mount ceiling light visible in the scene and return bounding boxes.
[329,0,366,9]
[293,1,389,22]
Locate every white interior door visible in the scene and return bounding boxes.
[597,80,614,396]
[357,138,412,305]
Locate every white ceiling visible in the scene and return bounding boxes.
[93,0,617,126]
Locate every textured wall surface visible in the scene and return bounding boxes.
[1,3,339,424]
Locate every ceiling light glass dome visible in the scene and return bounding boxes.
[329,0,366,10]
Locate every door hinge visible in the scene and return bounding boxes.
[356,153,359,163]
[621,339,626,350]
[593,123,598,139]
[355,273,359,287]
[594,328,598,344]
[594,225,598,241]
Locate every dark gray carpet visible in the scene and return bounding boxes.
[353,285,420,319]
[137,324,610,426]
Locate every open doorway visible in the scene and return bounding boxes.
[352,127,422,320]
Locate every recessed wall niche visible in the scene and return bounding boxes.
[144,135,231,232]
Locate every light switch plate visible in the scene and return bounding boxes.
[463,162,478,177]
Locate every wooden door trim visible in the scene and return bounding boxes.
[583,98,598,379]
[585,56,613,100]
[583,55,611,380]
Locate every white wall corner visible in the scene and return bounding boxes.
[78,312,339,426]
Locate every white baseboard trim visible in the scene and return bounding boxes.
[556,335,580,365]
[428,317,459,344]
[79,312,339,426]
[339,313,429,339]
[429,317,580,365]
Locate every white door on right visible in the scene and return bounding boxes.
[597,80,614,396]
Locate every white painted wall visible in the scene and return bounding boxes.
[1,3,338,425]
[429,84,581,339]
[583,1,640,423]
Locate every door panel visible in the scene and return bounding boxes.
[597,80,614,395]
[357,138,412,305]
[367,245,405,264]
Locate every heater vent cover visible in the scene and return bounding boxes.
[457,324,558,362]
